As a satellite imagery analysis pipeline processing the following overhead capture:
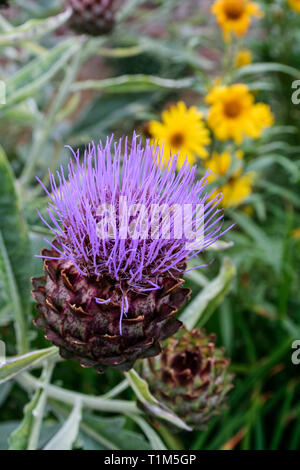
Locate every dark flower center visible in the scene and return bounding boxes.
[224,99,242,118]
[224,0,245,20]
[171,350,202,378]
[170,132,185,148]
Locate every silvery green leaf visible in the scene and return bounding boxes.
[9,389,43,450]
[80,413,151,450]
[0,421,20,450]
[131,415,167,450]
[180,258,236,330]
[0,382,12,407]
[0,146,31,353]
[0,39,80,116]
[0,347,58,384]
[50,399,152,450]
[235,62,300,80]
[125,369,192,432]
[71,75,195,94]
[0,8,72,46]
[44,399,82,450]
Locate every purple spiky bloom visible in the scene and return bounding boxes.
[31,134,229,373]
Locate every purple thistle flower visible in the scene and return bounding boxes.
[31,134,230,373]
[38,134,226,287]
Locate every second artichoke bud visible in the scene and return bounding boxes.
[141,328,234,430]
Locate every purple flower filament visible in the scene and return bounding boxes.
[36,133,230,334]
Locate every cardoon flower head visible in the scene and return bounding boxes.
[32,134,228,373]
[67,0,123,36]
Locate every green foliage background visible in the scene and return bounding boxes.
[0,0,299,450]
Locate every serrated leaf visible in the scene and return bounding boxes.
[0,302,12,327]
[0,146,31,353]
[50,398,152,450]
[72,74,195,94]
[44,399,82,450]
[8,360,55,451]
[236,62,300,80]
[77,431,107,450]
[0,421,20,450]
[9,389,42,450]
[247,154,300,182]
[0,8,72,46]
[0,99,41,125]
[131,416,166,450]
[11,0,62,17]
[258,180,300,208]
[0,39,80,116]
[0,347,57,384]
[0,420,60,450]
[0,382,12,407]
[81,414,152,450]
[231,211,284,270]
[125,369,192,432]
[138,36,213,71]
[180,258,236,330]
[72,93,150,135]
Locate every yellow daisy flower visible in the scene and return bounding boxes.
[149,101,211,168]
[212,0,263,41]
[235,48,252,68]
[206,84,274,143]
[250,103,274,138]
[205,151,254,208]
[292,228,300,238]
[288,0,300,12]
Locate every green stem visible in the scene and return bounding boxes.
[157,424,184,451]
[222,38,234,84]
[16,372,140,416]
[27,360,55,450]
[131,415,167,450]
[96,45,144,58]
[102,379,129,399]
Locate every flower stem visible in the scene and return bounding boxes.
[156,424,184,451]
[16,372,140,416]
[102,379,129,399]
[27,360,55,450]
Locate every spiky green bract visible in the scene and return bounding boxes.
[32,242,190,373]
